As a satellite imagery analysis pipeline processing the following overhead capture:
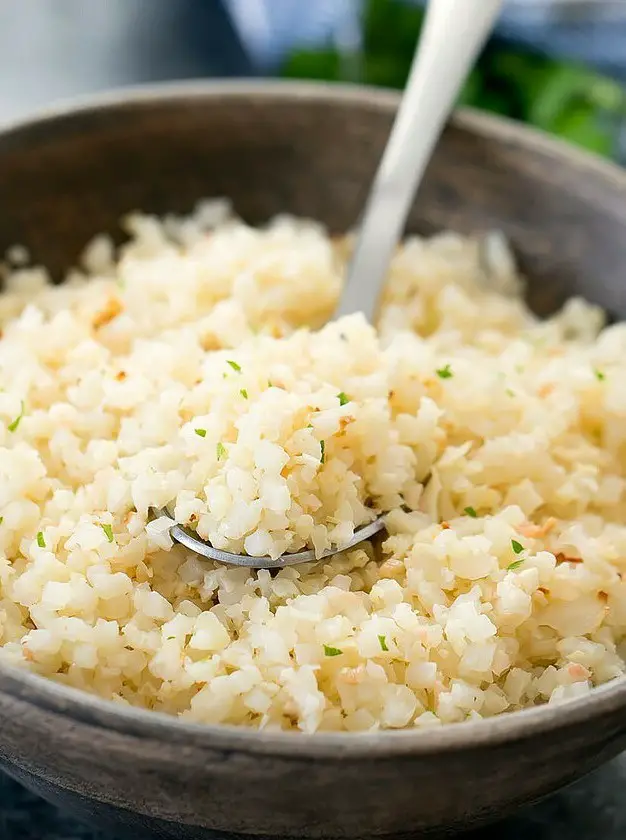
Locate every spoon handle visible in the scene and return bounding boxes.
[336,0,503,322]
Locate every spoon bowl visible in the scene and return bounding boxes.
[153,507,386,568]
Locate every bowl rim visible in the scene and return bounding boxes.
[0,78,625,759]
[1,76,625,187]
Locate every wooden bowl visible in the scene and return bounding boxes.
[0,81,625,840]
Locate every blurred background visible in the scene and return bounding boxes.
[0,0,625,162]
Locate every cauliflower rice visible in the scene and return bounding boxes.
[0,200,625,733]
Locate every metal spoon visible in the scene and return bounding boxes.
[155,0,503,568]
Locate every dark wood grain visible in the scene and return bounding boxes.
[0,81,625,840]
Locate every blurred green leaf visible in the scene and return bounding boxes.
[589,77,625,112]
[470,88,517,118]
[485,49,551,118]
[363,54,410,89]
[363,0,424,60]
[280,5,625,160]
[282,49,340,81]
[457,70,482,107]
[551,106,614,156]
[530,64,599,129]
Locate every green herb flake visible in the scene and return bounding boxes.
[36,531,46,548]
[436,364,453,380]
[226,359,241,373]
[101,523,114,543]
[0,517,3,526]
[511,539,524,555]
[594,368,606,382]
[506,388,515,397]
[464,506,478,518]
[320,440,325,464]
[216,441,227,461]
[240,389,248,399]
[507,558,525,571]
[323,644,343,657]
[378,634,389,652]
[8,400,25,433]
[337,392,350,406]
[194,428,207,438]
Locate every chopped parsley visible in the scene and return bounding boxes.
[436,364,453,380]
[240,388,248,399]
[0,517,3,526]
[464,506,478,518]
[507,558,525,571]
[226,359,241,373]
[8,400,25,432]
[194,428,207,438]
[36,531,46,548]
[378,634,389,652]
[320,440,325,464]
[216,441,227,460]
[323,644,343,657]
[101,523,114,543]
[594,368,606,381]
[337,392,350,406]
[511,539,524,555]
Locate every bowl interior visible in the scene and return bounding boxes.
[1,82,626,320]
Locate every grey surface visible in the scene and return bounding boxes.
[0,0,252,124]
[2,754,626,839]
